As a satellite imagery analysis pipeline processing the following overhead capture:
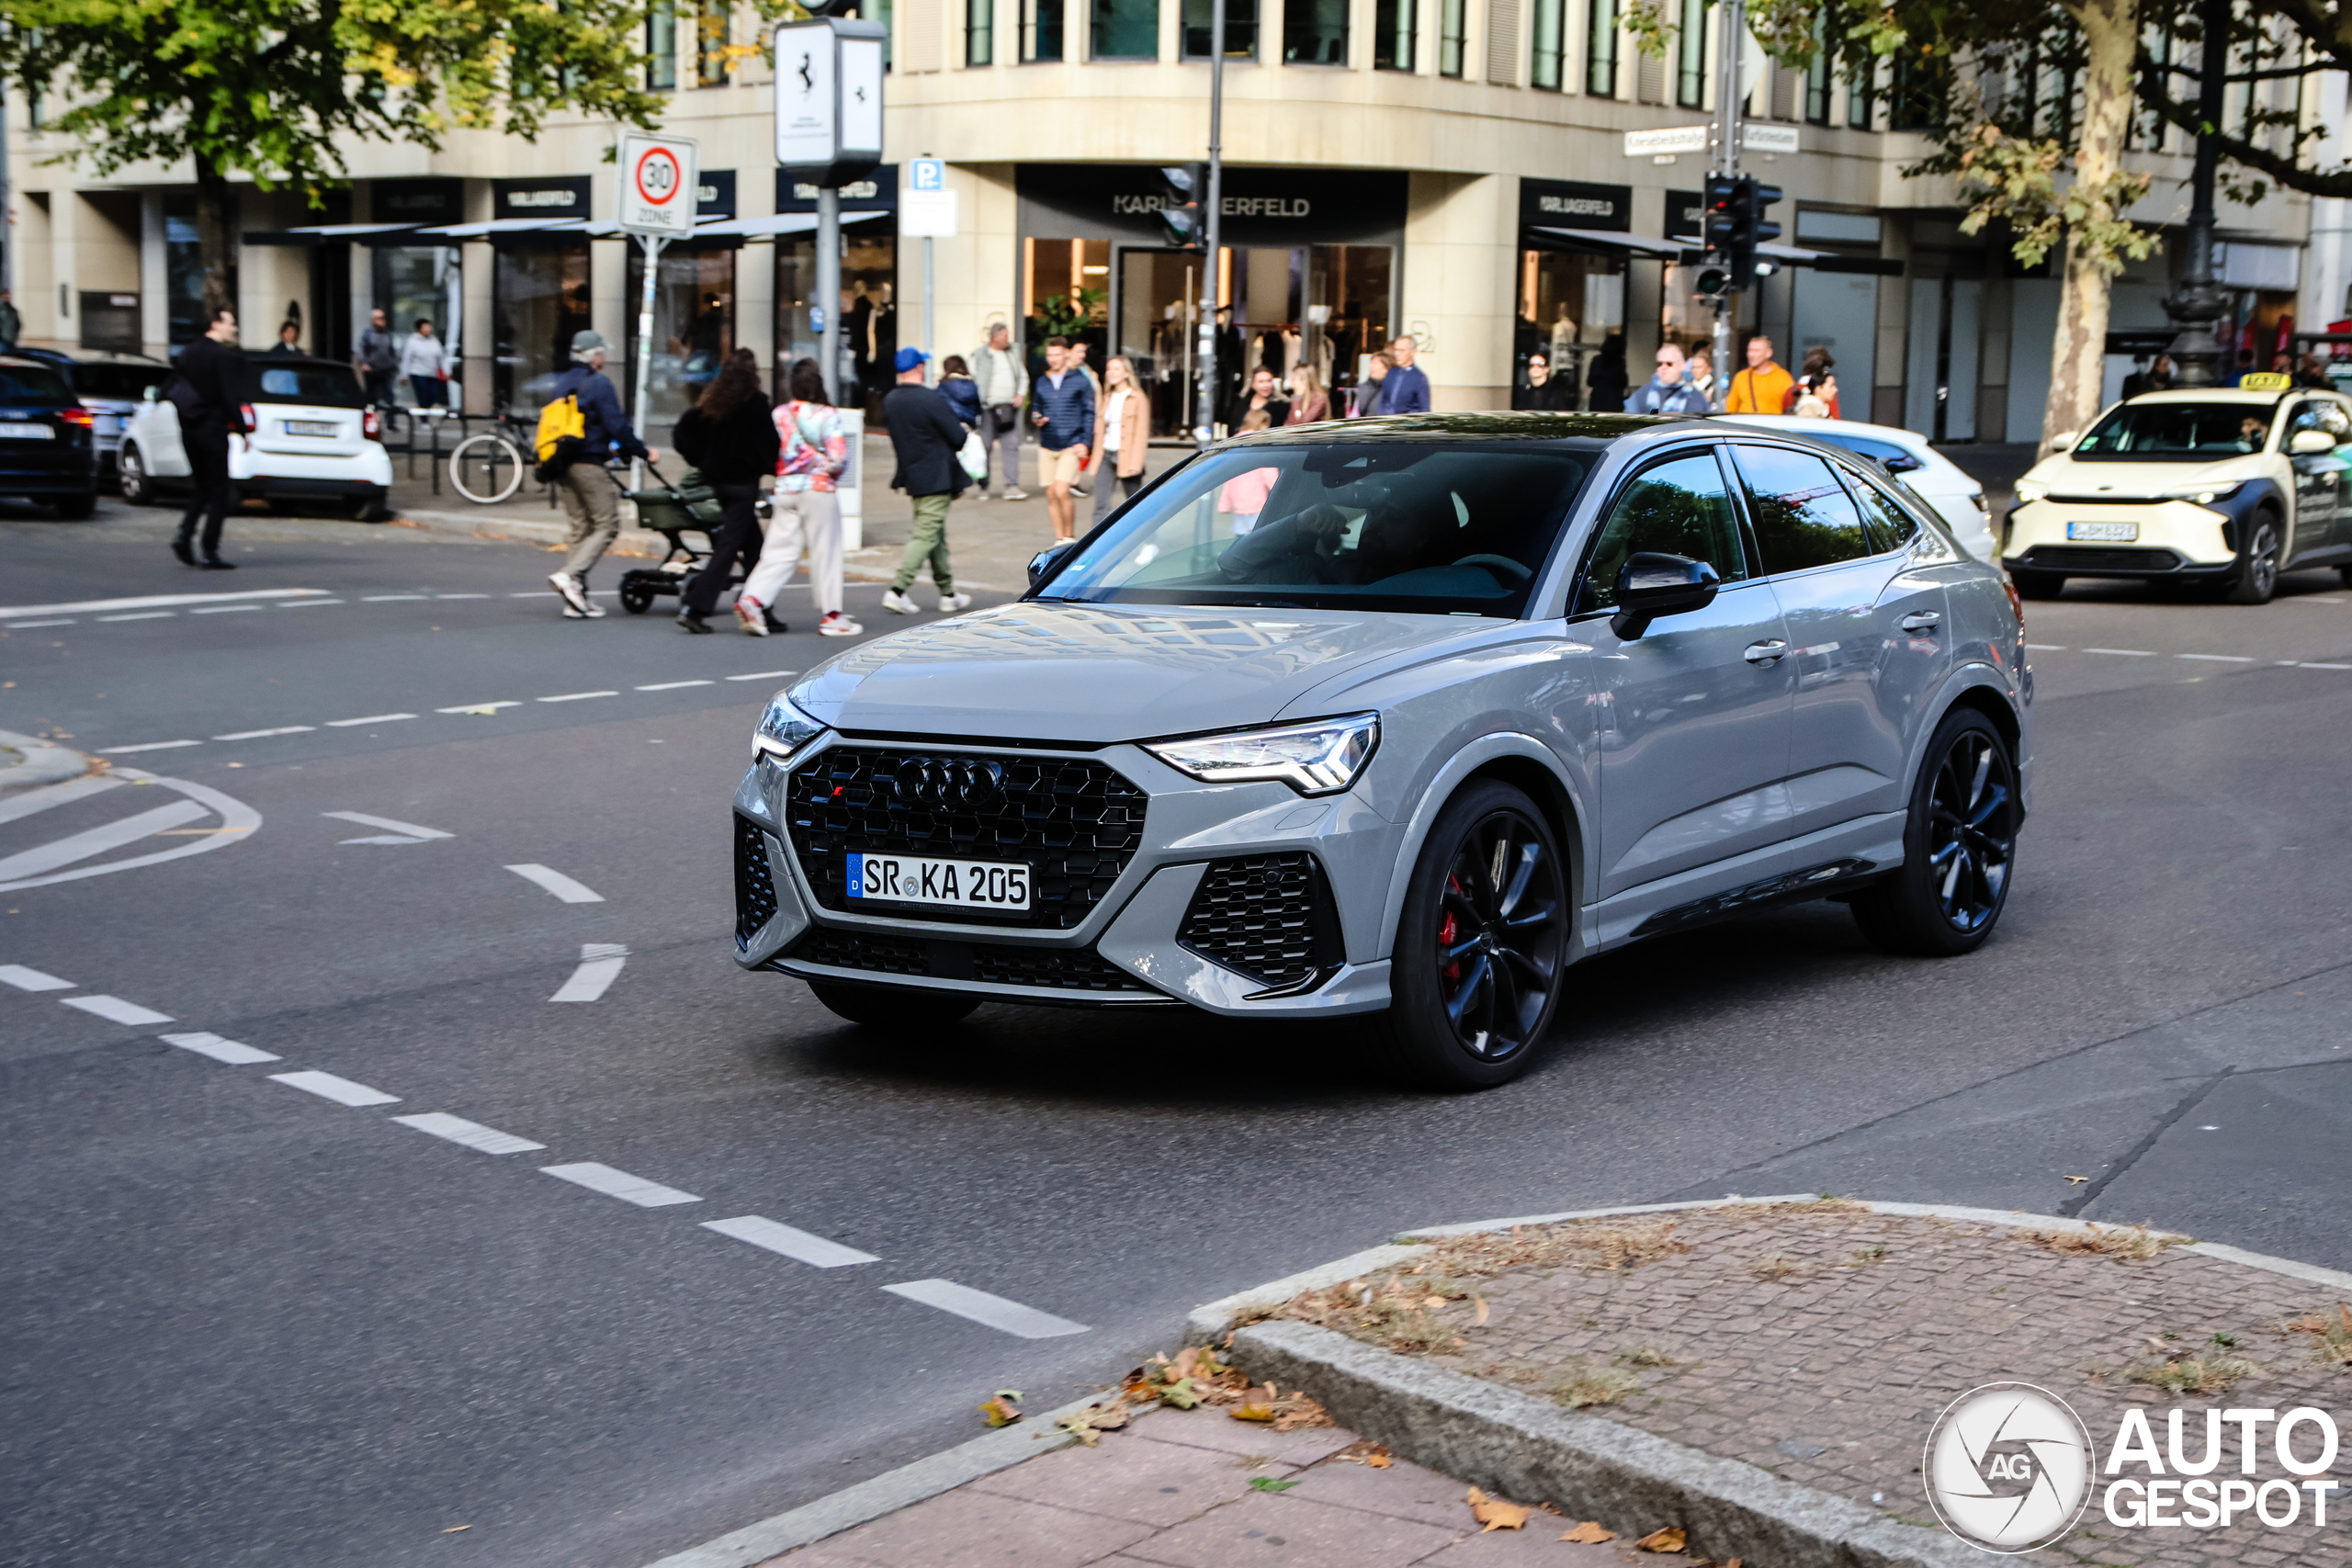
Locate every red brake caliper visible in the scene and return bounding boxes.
[1439,877,1461,985]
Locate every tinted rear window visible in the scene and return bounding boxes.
[66,364,164,400]
[243,364,366,408]
[0,367,75,403]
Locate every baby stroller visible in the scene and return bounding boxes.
[616,464,766,616]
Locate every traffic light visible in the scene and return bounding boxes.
[1694,265,1730,298]
[1727,176,1783,293]
[1702,175,1739,255]
[1159,164,1208,254]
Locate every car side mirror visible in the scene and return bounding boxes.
[1882,453,1924,474]
[1611,552,1721,641]
[1028,540,1078,588]
[2049,431,2078,453]
[2290,428,2335,455]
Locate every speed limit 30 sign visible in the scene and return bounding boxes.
[617,132,699,236]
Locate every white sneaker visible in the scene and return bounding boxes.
[549,570,590,615]
[881,589,920,615]
[1001,487,1030,501]
[938,592,973,614]
[819,611,863,637]
[735,595,768,636]
[561,604,587,620]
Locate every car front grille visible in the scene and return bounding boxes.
[1176,852,1338,990]
[784,747,1148,930]
[785,927,1157,995]
[2016,545,2186,572]
[735,816,781,947]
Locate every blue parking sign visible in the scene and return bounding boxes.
[910,158,944,192]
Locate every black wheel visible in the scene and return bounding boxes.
[51,489,96,520]
[346,489,390,523]
[2009,568,2064,601]
[1374,781,1569,1090]
[2225,514,2281,604]
[618,572,659,615]
[808,979,980,1029]
[118,445,153,505]
[1850,709,2019,956]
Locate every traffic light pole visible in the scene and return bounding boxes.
[1193,0,1227,446]
[1710,0,1744,406]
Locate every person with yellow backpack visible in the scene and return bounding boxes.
[537,330,654,619]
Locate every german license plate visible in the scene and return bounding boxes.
[847,852,1031,911]
[285,419,340,437]
[2067,521,2138,542]
[0,422,51,440]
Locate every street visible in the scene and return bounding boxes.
[6,495,2351,1568]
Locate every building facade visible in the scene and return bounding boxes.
[0,0,2323,446]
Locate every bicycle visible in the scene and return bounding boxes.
[448,412,531,504]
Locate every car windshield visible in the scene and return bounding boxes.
[66,363,163,400]
[1035,443,1594,616]
[243,364,366,408]
[0,366,74,402]
[2074,401,2274,460]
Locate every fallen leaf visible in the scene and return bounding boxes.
[441,1525,472,1534]
[2064,1175,2090,1185]
[1558,1520,1616,1543]
[977,1389,1024,1427]
[1055,1403,1129,1447]
[1367,1450,1393,1469]
[1231,1404,1276,1422]
[1248,1476,1299,1493]
[1466,1485,1532,1531]
[1473,1295,1490,1327]
[1423,1294,1449,1309]
[1634,1525,1687,1552]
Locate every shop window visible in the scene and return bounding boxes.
[1094,0,1157,58]
[1889,53,1946,130]
[1024,238,1112,378]
[967,0,993,62]
[624,244,737,452]
[492,244,588,415]
[1023,0,1065,59]
[1182,0,1258,59]
[1518,249,1623,409]
[1374,0,1414,70]
[1673,0,1705,107]
[1803,12,1829,123]
[1530,0,1565,88]
[775,223,899,415]
[649,2,677,89]
[1283,0,1346,62]
[1847,62,1870,127]
[164,197,213,346]
[872,0,895,67]
[1584,0,1616,95]
[1439,0,1465,74]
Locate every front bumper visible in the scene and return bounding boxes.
[730,736,1401,1017]
[2002,496,2243,579]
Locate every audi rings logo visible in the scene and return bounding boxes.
[1924,1383,2098,1552]
[891,758,1005,810]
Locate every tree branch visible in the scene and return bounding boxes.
[2138,80,2352,198]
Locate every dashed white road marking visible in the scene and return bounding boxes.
[505,864,604,903]
[435,701,521,714]
[213,726,315,741]
[9,618,75,627]
[0,798,209,882]
[881,1280,1090,1338]
[726,671,798,681]
[702,1215,879,1268]
[324,713,419,728]
[435,593,491,601]
[0,773,123,827]
[537,691,619,703]
[2024,643,2065,650]
[362,594,430,603]
[2081,648,2156,657]
[97,612,176,622]
[191,604,265,615]
[2301,661,2352,671]
[637,680,713,691]
[0,964,74,991]
[2177,653,2254,663]
[0,588,325,619]
[61,994,175,1026]
[392,1112,545,1155]
[99,739,201,754]
[550,942,628,1002]
[162,1032,281,1065]
[539,1162,700,1207]
[322,810,451,844]
[269,1069,401,1107]
[279,599,344,608]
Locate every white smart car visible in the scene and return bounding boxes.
[2004,386,2352,604]
[119,356,393,520]
[1715,413,1995,561]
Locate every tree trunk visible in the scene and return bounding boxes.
[2041,0,2137,455]
[193,151,234,331]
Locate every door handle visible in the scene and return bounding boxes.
[1743,639,1789,664]
[1900,611,1942,632]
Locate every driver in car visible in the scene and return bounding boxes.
[2239,415,2268,451]
[1216,502,1350,584]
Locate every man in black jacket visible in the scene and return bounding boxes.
[880,347,973,615]
[172,307,249,570]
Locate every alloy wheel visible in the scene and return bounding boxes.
[1923,731,2017,932]
[1432,809,1565,1061]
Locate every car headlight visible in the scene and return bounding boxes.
[2161,481,2244,505]
[2014,482,2050,504]
[753,694,828,762]
[1144,713,1379,796]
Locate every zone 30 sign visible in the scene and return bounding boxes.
[617,132,700,236]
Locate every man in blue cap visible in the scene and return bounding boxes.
[880,346,975,615]
[545,329,656,619]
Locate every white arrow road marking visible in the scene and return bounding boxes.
[539,1162,699,1207]
[550,943,628,1002]
[269,1070,401,1108]
[880,1280,1090,1338]
[702,1216,878,1268]
[0,964,74,991]
[61,994,175,1026]
[0,773,123,827]
[0,799,209,881]
[392,1112,546,1155]
[322,810,453,845]
[161,1032,281,1065]
[505,864,604,903]
[0,768,260,893]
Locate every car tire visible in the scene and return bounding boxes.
[2337,564,2352,591]
[1849,708,2020,958]
[808,979,980,1030]
[2224,513,2281,605]
[51,489,96,521]
[347,489,390,523]
[118,445,153,506]
[1372,780,1570,1091]
[2009,569,2064,600]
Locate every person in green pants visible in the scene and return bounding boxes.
[879,347,976,615]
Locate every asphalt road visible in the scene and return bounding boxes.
[6,499,2351,1568]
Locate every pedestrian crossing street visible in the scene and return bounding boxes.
[0,765,255,893]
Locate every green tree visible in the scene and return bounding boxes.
[0,0,671,322]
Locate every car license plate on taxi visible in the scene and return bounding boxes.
[847,852,1031,911]
[285,419,340,437]
[0,421,52,440]
[2066,521,2138,542]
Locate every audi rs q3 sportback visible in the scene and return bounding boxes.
[732,413,2031,1089]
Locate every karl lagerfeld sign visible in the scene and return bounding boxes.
[1113,193,1314,220]
[1520,178,1633,233]
[1019,165,1406,247]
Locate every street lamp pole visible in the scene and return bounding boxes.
[1711,0,1746,399]
[1193,0,1227,446]
[2162,0,2232,387]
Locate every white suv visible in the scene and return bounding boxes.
[119,356,393,521]
[2004,386,2352,604]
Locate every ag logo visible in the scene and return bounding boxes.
[1923,1383,2096,1552]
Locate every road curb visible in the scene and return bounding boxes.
[390,507,669,559]
[0,728,96,797]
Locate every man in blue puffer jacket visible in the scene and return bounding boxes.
[546,330,657,620]
[1028,335,1096,544]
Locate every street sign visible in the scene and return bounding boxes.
[901,187,958,238]
[1623,123,1800,158]
[774,17,887,187]
[1744,124,1801,154]
[617,132,698,237]
[909,157,945,192]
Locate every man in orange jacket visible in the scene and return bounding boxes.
[1724,333,1796,415]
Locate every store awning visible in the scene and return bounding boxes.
[413,217,593,238]
[243,221,422,246]
[1531,227,1694,261]
[692,211,888,240]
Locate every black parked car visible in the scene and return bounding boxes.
[0,357,98,518]
[17,348,168,483]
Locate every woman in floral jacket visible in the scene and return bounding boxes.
[737,358,862,638]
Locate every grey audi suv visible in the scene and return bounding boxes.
[732,413,2030,1088]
